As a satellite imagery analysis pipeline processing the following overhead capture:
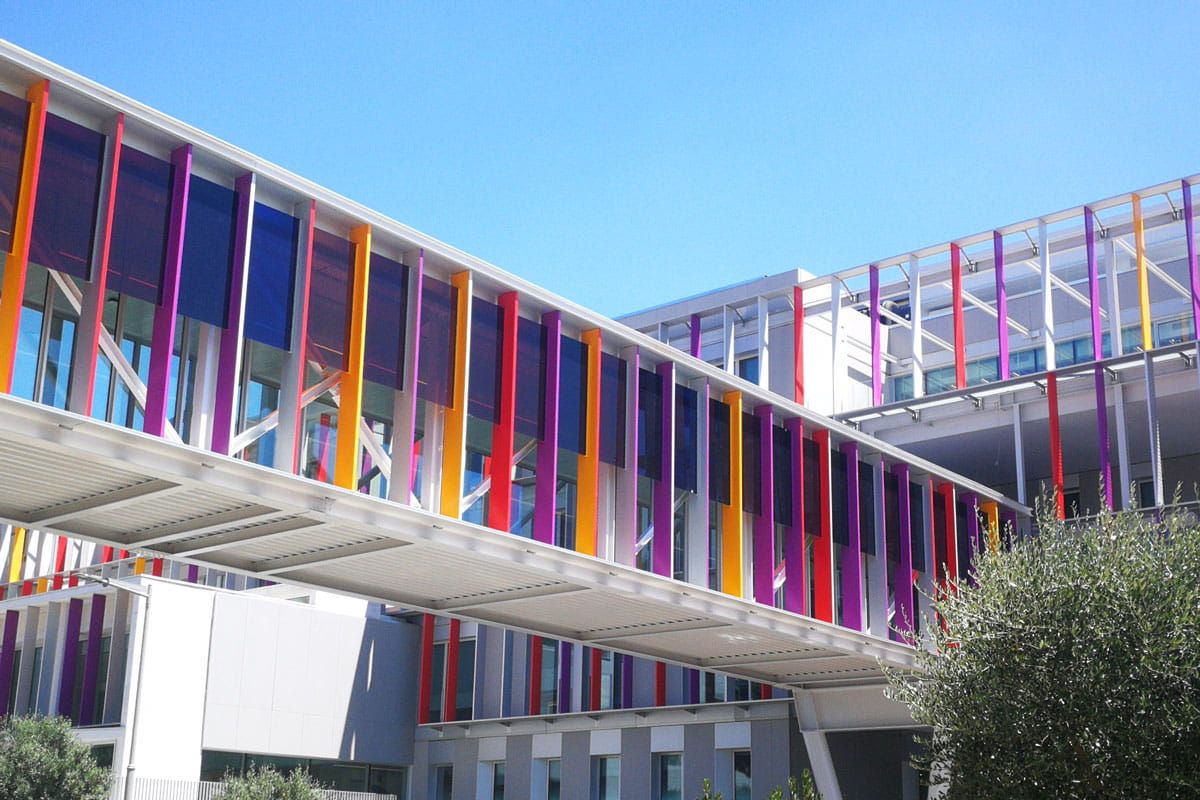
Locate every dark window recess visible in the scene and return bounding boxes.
[418,276,458,406]
[741,413,762,515]
[803,438,820,537]
[108,145,173,304]
[598,353,626,466]
[244,202,298,350]
[859,461,876,555]
[772,425,792,526]
[557,335,587,454]
[638,368,663,481]
[708,398,731,504]
[932,492,947,579]
[956,499,970,575]
[884,472,900,562]
[515,317,546,438]
[674,385,698,492]
[831,449,849,546]
[468,297,503,424]
[364,252,408,389]
[0,89,28,253]
[306,228,354,370]
[909,483,926,571]
[178,174,237,327]
[30,112,105,279]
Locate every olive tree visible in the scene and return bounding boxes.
[0,715,110,800]
[887,499,1200,798]
[215,766,323,800]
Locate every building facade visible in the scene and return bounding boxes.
[0,39,1191,800]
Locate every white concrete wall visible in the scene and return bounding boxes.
[202,591,418,766]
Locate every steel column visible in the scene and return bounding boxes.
[274,201,315,474]
[653,361,675,577]
[488,292,520,533]
[333,224,372,491]
[576,328,602,556]
[533,311,562,544]
[993,232,1009,379]
[869,264,882,404]
[210,173,256,455]
[78,594,107,725]
[439,271,473,517]
[839,441,863,629]
[793,285,804,404]
[720,390,744,597]
[950,243,966,389]
[752,404,774,605]
[812,428,834,623]
[783,417,806,615]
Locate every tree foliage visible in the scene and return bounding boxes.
[887,498,1200,798]
[0,715,110,800]
[215,766,323,800]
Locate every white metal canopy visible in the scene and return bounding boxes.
[0,394,919,689]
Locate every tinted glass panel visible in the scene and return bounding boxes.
[0,90,27,253]
[674,386,698,492]
[598,353,626,466]
[364,252,408,388]
[557,335,587,453]
[306,228,354,370]
[859,461,876,555]
[638,368,662,481]
[831,449,849,546]
[468,297,503,423]
[418,276,458,406]
[108,146,172,304]
[884,472,900,562]
[910,482,926,571]
[803,438,820,537]
[244,202,299,349]
[515,317,545,438]
[178,174,237,326]
[956,499,970,575]
[708,399,730,504]
[773,425,792,526]
[741,413,761,515]
[30,112,104,278]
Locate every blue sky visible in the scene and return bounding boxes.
[6,3,1200,316]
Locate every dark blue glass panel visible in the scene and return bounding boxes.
[364,252,408,389]
[30,112,104,279]
[859,461,876,555]
[244,202,298,349]
[108,146,172,304]
[831,449,849,546]
[515,317,546,438]
[932,492,947,578]
[772,425,791,526]
[598,353,626,467]
[909,482,926,571]
[674,386,698,492]
[637,368,662,481]
[0,90,27,254]
[306,228,353,370]
[417,277,457,407]
[468,297,502,424]
[178,174,237,326]
[557,335,587,454]
[708,399,730,505]
[741,413,762,515]
[884,472,900,562]
[803,438,820,537]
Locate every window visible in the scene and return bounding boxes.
[546,759,562,800]
[90,744,114,772]
[310,761,368,792]
[1008,347,1045,377]
[427,641,446,723]
[1157,316,1194,346]
[369,767,409,800]
[491,762,506,800]
[737,355,759,385]
[733,750,752,800]
[433,765,453,800]
[1063,489,1081,519]
[1137,480,1156,510]
[655,753,682,800]
[889,373,914,402]
[592,757,620,800]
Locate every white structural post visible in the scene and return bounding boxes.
[1144,353,1164,508]
[613,345,641,567]
[1105,237,1123,356]
[830,282,843,412]
[12,605,39,714]
[756,296,770,388]
[908,255,924,399]
[36,601,63,714]
[1012,404,1027,505]
[918,479,936,646]
[389,248,424,506]
[1113,382,1132,510]
[1039,220,1056,370]
[723,306,736,374]
[189,324,222,448]
[273,200,314,473]
[685,378,710,586]
[792,691,844,800]
[868,456,888,638]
